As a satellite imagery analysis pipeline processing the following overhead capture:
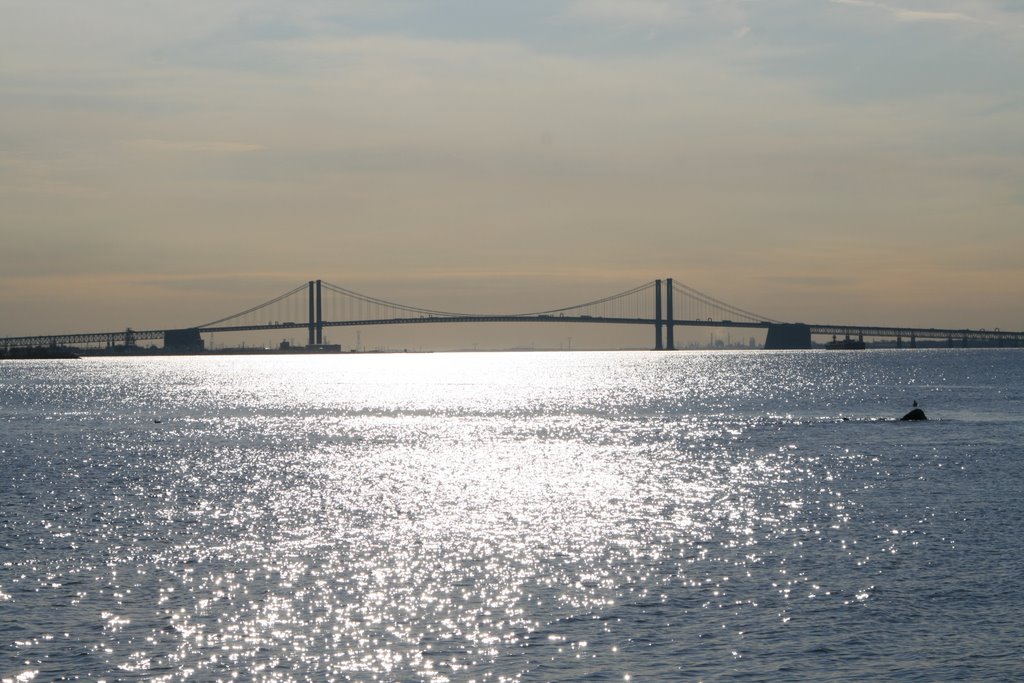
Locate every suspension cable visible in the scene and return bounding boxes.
[195,283,309,328]
[320,281,477,317]
[516,281,656,316]
[672,281,778,323]
[321,281,657,318]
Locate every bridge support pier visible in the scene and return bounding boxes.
[764,323,812,350]
[164,329,204,353]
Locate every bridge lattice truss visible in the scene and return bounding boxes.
[2,279,1023,349]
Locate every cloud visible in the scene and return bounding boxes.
[131,139,264,153]
[830,0,991,25]
[2,2,1023,335]
[566,0,689,25]
[0,158,100,197]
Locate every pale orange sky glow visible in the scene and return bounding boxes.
[2,1,1022,348]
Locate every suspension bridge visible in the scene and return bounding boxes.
[2,279,1023,352]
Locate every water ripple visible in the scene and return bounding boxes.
[2,350,1023,680]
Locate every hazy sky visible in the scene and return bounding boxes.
[2,0,1022,343]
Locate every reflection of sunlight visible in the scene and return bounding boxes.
[13,350,894,680]
[153,352,737,678]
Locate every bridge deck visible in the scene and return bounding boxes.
[4,316,1024,349]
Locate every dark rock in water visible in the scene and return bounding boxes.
[901,408,927,421]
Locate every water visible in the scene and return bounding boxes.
[2,349,1023,681]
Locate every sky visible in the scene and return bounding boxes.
[2,0,1022,348]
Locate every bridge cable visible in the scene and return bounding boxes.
[672,281,780,324]
[514,281,657,317]
[194,283,309,328]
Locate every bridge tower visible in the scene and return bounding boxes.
[655,279,663,350]
[666,277,675,351]
[307,281,316,346]
[316,279,324,345]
